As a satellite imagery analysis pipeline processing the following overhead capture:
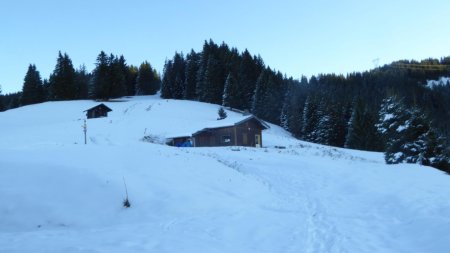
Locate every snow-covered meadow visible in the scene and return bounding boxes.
[1,95,449,253]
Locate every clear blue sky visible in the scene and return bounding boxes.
[1,0,449,93]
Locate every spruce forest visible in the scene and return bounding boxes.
[0,40,449,172]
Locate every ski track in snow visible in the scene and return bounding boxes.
[197,147,343,252]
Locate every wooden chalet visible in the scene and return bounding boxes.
[187,116,269,148]
[84,103,112,119]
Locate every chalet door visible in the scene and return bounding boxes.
[255,134,261,147]
[242,133,248,145]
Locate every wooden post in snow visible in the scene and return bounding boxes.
[83,120,87,144]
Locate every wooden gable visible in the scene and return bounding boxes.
[84,103,112,119]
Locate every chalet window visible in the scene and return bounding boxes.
[221,135,231,143]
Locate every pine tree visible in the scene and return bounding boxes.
[302,95,319,141]
[345,99,367,149]
[288,99,305,138]
[195,42,210,102]
[21,64,44,106]
[222,73,240,108]
[376,96,409,163]
[281,78,306,137]
[314,100,333,145]
[136,61,159,95]
[401,107,430,163]
[42,79,50,101]
[344,99,382,150]
[160,53,184,99]
[249,68,285,124]
[251,70,269,118]
[92,51,110,100]
[327,102,351,147]
[263,71,285,124]
[376,96,443,165]
[217,107,227,120]
[117,56,136,96]
[74,65,90,99]
[184,50,200,99]
[202,55,224,104]
[151,69,161,94]
[161,60,174,98]
[172,52,185,99]
[280,98,290,131]
[8,93,21,110]
[238,50,264,110]
[418,129,450,171]
[49,52,76,100]
[109,55,127,98]
[125,65,138,96]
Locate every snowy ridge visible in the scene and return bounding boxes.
[1,95,449,253]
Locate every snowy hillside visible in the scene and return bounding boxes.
[1,95,449,253]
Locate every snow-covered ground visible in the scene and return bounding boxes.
[426,77,450,88]
[1,95,449,253]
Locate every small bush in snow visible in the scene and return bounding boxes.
[123,198,131,208]
[217,107,227,120]
[122,177,131,208]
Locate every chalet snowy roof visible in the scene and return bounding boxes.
[83,103,112,112]
[193,116,269,135]
[166,115,269,139]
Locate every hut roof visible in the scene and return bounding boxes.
[164,112,269,139]
[192,116,269,136]
[84,103,113,113]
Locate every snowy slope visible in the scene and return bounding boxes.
[1,95,449,253]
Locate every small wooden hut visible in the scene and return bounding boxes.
[84,104,112,119]
[191,116,269,147]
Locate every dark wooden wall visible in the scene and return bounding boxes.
[193,119,264,147]
[234,120,263,147]
[194,127,234,147]
[87,107,109,119]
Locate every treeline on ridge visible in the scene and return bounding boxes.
[0,51,160,111]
